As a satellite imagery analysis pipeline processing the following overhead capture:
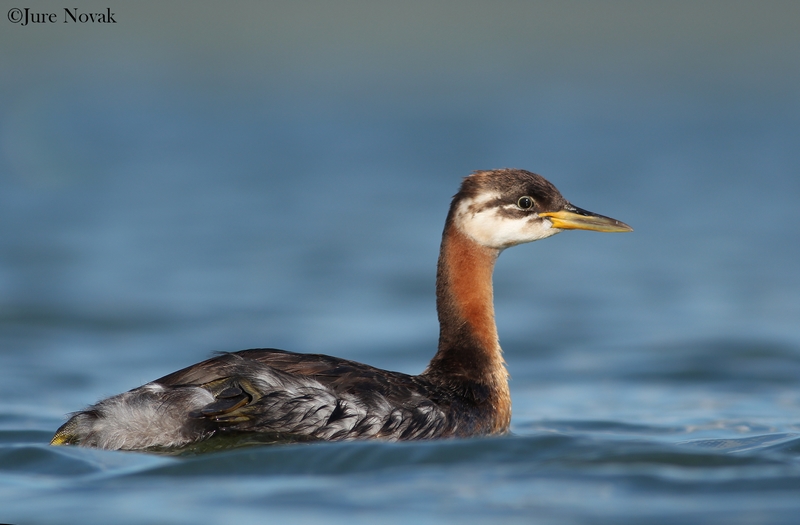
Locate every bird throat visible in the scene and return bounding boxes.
[427,222,510,428]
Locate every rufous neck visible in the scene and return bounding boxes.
[427,223,505,385]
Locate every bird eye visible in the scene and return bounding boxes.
[517,196,534,210]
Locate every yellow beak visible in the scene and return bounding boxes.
[539,205,633,233]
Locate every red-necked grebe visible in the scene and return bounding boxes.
[51,169,632,451]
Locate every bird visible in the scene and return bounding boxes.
[51,169,632,452]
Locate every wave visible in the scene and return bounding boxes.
[3,429,799,482]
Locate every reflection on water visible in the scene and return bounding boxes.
[2,2,800,524]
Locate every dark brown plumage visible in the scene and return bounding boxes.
[51,169,631,451]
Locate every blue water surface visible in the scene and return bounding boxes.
[1,2,800,524]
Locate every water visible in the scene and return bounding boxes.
[2,2,800,523]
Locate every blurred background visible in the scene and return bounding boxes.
[3,2,800,523]
[1,0,799,432]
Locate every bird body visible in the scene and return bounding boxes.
[51,169,631,451]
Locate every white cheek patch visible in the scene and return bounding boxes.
[454,197,561,249]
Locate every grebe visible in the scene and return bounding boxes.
[51,169,632,451]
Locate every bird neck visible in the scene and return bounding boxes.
[425,220,510,431]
